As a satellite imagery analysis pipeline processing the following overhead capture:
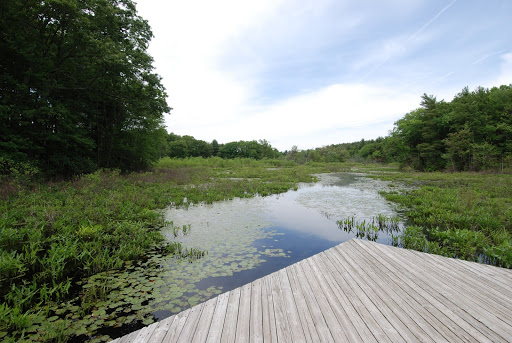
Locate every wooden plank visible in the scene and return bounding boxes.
[249,278,263,343]
[334,245,433,342]
[268,271,293,342]
[306,254,367,343]
[350,240,481,342]
[235,283,252,343]
[367,240,512,341]
[116,330,139,343]
[351,240,494,342]
[309,247,377,343]
[339,242,442,342]
[422,249,512,290]
[300,258,350,342]
[205,292,230,343]
[285,264,322,343]
[146,314,177,343]
[343,241,452,342]
[220,288,241,343]
[191,297,218,343]
[325,247,406,342]
[112,238,512,343]
[453,254,512,285]
[173,303,205,343]
[131,321,159,343]
[277,268,308,343]
[161,308,192,343]
[290,263,334,343]
[320,250,391,342]
[406,247,512,315]
[261,275,278,343]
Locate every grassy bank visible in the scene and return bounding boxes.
[374,171,512,267]
[0,158,343,342]
[2,158,511,341]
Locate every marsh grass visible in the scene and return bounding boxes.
[0,157,333,341]
[4,157,508,341]
[372,171,512,267]
[337,215,402,241]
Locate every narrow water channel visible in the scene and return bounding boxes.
[153,173,403,317]
[72,172,406,342]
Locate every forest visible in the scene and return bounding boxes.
[286,86,512,171]
[1,0,512,342]
[1,0,169,178]
[1,0,511,181]
[1,2,511,180]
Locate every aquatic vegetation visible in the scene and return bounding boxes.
[0,159,321,341]
[375,172,512,268]
[337,215,402,241]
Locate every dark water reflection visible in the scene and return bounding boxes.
[73,173,406,342]
[158,172,405,310]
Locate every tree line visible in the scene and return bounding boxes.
[286,85,512,171]
[163,134,281,160]
[1,0,510,179]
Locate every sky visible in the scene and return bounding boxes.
[135,0,512,151]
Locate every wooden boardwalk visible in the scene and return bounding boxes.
[111,239,512,342]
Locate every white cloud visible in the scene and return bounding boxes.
[170,83,420,150]
[135,0,511,152]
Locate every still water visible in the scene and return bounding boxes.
[156,173,404,316]
[74,172,405,341]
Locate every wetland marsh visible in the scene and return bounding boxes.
[2,160,511,342]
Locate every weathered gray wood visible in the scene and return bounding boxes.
[326,247,405,342]
[351,240,494,342]
[405,245,512,316]
[161,308,192,343]
[173,303,204,343]
[368,240,512,341]
[261,275,278,343]
[191,297,217,343]
[130,321,159,343]
[339,243,440,342]
[146,314,177,343]
[342,241,449,342]
[350,239,480,342]
[300,258,350,342]
[249,278,263,343]
[234,283,251,342]
[112,239,512,343]
[285,264,322,343]
[290,262,333,343]
[220,288,241,343]
[308,248,376,343]
[205,291,230,343]
[268,271,293,342]
[116,329,139,343]
[277,268,307,343]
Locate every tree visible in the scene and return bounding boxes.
[0,0,170,177]
[211,139,220,156]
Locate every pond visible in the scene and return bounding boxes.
[65,172,405,342]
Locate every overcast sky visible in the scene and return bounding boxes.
[136,0,512,151]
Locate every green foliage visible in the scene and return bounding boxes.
[163,134,281,160]
[378,171,512,267]
[292,84,512,171]
[0,159,324,340]
[391,85,512,171]
[0,0,169,177]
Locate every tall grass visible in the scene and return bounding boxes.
[0,158,326,341]
[375,172,512,267]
